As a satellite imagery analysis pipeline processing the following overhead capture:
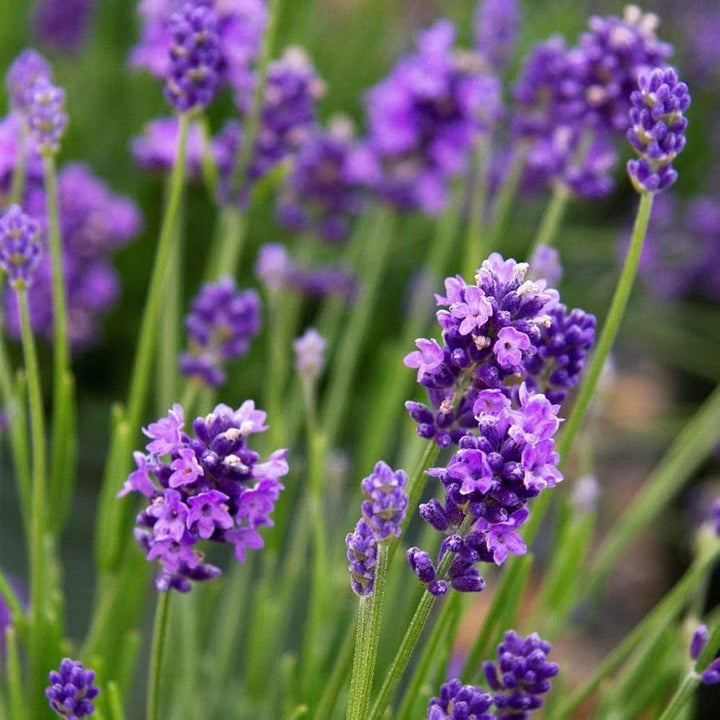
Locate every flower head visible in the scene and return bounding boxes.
[0,205,43,289]
[5,48,52,114]
[627,65,690,193]
[24,76,68,155]
[46,658,99,719]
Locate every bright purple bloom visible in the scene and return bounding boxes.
[474,0,520,73]
[179,277,261,388]
[346,519,377,596]
[164,1,224,112]
[427,678,494,720]
[354,19,501,213]
[24,76,67,154]
[276,117,365,241]
[5,49,52,114]
[360,461,408,542]
[46,658,99,719]
[33,0,96,54]
[483,630,559,719]
[627,66,690,193]
[131,116,205,177]
[126,401,287,591]
[404,338,446,384]
[494,326,531,371]
[0,204,43,289]
[293,327,326,381]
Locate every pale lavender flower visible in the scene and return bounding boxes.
[5,48,52,114]
[130,116,205,178]
[690,624,709,661]
[293,327,326,381]
[33,0,96,54]
[24,76,67,154]
[474,0,520,73]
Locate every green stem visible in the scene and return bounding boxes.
[197,115,219,199]
[208,205,247,283]
[554,546,720,720]
[347,543,389,720]
[529,182,570,255]
[43,152,75,531]
[314,617,357,720]
[556,191,654,462]
[7,125,27,208]
[5,627,30,720]
[658,672,700,720]
[484,143,527,254]
[462,138,491,279]
[18,288,49,716]
[107,681,126,720]
[146,591,171,720]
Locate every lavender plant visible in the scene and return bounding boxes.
[1,2,720,720]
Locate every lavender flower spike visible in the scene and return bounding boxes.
[5,48,52,114]
[346,519,377,596]
[627,66,690,193]
[484,630,559,718]
[164,1,224,113]
[427,678,495,719]
[46,658,99,719]
[0,205,43,290]
[24,76,68,155]
[360,461,408,542]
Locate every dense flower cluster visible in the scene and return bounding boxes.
[130,0,267,110]
[511,6,673,198]
[626,65,690,193]
[255,242,356,301]
[408,385,561,594]
[164,1,224,113]
[3,163,142,347]
[427,631,558,719]
[24,75,68,155]
[0,204,43,289]
[276,118,364,242]
[46,658,99,719]
[404,253,593,446]
[483,631,559,718]
[346,461,408,596]
[351,20,501,213]
[179,277,261,387]
[120,401,288,592]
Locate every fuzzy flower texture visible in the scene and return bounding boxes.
[405,255,594,595]
[119,401,288,591]
[428,630,559,719]
[46,658,99,719]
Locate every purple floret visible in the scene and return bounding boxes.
[5,48,52,114]
[33,0,96,54]
[0,204,43,289]
[46,658,99,719]
[24,75,67,155]
[360,461,409,542]
[179,277,261,388]
[346,518,377,596]
[427,678,495,719]
[131,116,206,178]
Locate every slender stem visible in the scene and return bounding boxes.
[462,137,491,279]
[146,591,171,720]
[209,205,247,283]
[347,543,389,720]
[314,617,357,720]
[197,115,219,199]
[5,627,30,720]
[529,182,570,255]
[17,288,48,715]
[657,672,700,720]
[7,125,27,208]
[43,153,75,527]
[484,143,527,253]
[556,191,654,462]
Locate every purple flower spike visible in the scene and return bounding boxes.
[626,66,690,194]
[179,277,261,388]
[484,630,559,719]
[5,48,52,114]
[360,461,409,542]
[346,519,377,596]
[34,0,96,54]
[125,401,287,591]
[474,0,520,73]
[24,76,68,155]
[164,1,224,113]
[46,658,99,719]
[702,658,720,686]
[427,678,495,720]
[0,205,43,290]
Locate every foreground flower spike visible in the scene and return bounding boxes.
[179,277,261,387]
[346,461,409,595]
[427,678,495,719]
[46,658,99,719]
[24,76,68,155]
[627,66,690,193]
[5,48,52,114]
[120,401,288,591]
[483,631,559,718]
[164,1,224,113]
[0,205,43,290]
[404,254,594,445]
